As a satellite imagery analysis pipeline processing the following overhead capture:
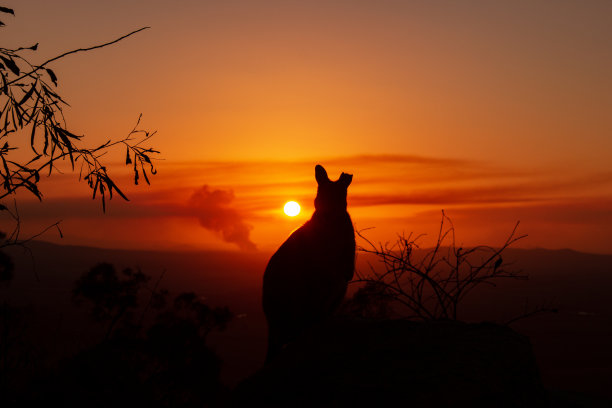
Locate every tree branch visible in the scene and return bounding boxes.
[6,27,150,86]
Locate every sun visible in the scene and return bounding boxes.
[283,201,301,217]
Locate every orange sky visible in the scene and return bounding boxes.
[2,1,612,254]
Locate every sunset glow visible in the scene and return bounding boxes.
[0,1,610,254]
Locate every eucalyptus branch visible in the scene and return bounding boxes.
[0,14,158,209]
[0,114,158,210]
[5,27,150,87]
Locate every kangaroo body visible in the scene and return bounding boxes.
[262,165,355,362]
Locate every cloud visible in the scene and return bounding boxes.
[186,185,256,251]
[416,199,612,226]
[13,155,612,252]
[350,187,538,207]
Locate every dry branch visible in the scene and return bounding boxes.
[350,211,528,321]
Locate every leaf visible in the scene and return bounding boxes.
[15,43,39,52]
[59,127,81,139]
[100,183,106,212]
[45,68,58,86]
[0,203,7,211]
[125,147,132,165]
[25,154,41,166]
[33,185,42,200]
[93,140,110,151]
[0,7,15,15]
[92,178,99,199]
[43,126,49,155]
[18,83,36,106]
[56,127,73,148]
[1,158,11,188]
[30,123,37,153]
[142,166,150,185]
[107,178,129,201]
[0,56,19,75]
[11,100,18,127]
[41,84,68,105]
[0,21,4,27]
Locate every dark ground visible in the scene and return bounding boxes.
[2,242,611,405]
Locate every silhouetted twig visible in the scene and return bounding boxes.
[351,211,528,321]
[0,199,62,281]
[5,27,150,87]
[504,299,558,325]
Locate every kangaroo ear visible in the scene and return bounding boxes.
[339,172,353,188]
[315,164,329,184]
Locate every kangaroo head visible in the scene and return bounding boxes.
[314,164,352,214]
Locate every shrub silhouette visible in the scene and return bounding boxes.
[72,262,151,339]
[346,211,528,321]
[262,164,355,362]
[41,262,235,407]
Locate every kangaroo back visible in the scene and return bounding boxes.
[262,164,355,363]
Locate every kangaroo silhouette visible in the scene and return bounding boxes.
[262,164,355,363]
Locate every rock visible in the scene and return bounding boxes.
[233,318,547,407]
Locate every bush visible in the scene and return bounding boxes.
[27,263,234,407]
[346,211,527,321]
